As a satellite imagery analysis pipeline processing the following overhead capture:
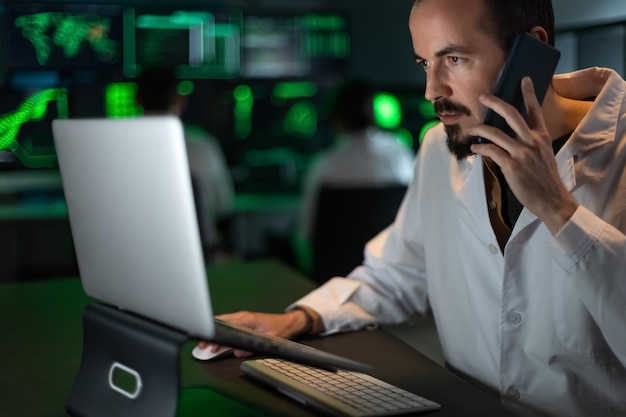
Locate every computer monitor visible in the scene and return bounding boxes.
[242,12,350,79]
[203,78,340,192]
[123,7,242,79]
[4,3,124,73]
[0,85,68,170]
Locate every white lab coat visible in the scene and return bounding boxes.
[292,67,626,417]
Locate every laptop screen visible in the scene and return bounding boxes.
[53,116,216,339]
[53,116,372,374]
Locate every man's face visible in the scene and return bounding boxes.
[409,0,506,159]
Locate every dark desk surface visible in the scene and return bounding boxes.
[0,259,515,417]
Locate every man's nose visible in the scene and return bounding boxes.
[424,66,451,103]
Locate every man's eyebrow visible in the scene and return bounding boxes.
[435,45,472,57]
[413,45,473,61]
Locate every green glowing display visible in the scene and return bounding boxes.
[232,82,320,140]
[283,101,317,138]
[305,32,350,58]
[233,84,253,139]
[419,120,440,144]
[104,80,195,119]
[299,13,350,58]
[415,98,438,144]
[272,82,318,100]
[177,80,195,96]
[125,9,241,79]
[136,11,213,29]
[394,127,415,150]
[418,98,437,119]
[300,14,346,30]
[105,82,142,118]
[372,93,415,149]
[0,88,68,167]
[270,83,318,137]
[374,92,402,130]
[15,12,120,66]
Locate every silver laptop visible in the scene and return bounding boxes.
[51,116,369,373]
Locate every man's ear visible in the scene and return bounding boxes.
[528,26,549,43]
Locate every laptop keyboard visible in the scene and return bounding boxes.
[242,358,441,416]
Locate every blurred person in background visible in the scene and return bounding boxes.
[136,66,234,259]
[297,79,415,242]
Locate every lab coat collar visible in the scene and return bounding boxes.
[553,67,623,156]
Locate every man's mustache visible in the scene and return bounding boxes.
[433,100,472,117]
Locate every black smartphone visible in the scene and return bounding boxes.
[476,32,561,144]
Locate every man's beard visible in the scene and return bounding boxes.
[434,99,478,160]
[444,124,476,160]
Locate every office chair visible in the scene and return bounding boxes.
[310,184,407,284]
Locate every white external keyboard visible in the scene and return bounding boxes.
[241,358,441,417]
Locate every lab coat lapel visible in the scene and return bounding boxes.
[454,155,498,243]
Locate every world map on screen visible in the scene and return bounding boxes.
[14,12,120,66]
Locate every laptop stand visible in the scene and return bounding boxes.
[66,303,188,417]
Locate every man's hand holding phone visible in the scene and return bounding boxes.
[470,77,579,236]
[469,31,578,235]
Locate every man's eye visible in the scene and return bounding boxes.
[416,59,429,70]
[448,56,465,64]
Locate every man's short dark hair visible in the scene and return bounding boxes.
[481,0,555,50]
[413,0,555,51]
[135,66,178,112]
